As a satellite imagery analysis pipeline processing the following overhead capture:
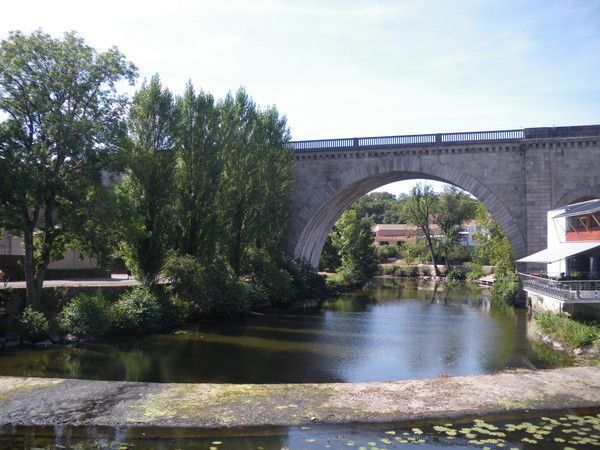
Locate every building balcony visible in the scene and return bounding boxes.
[518,273,600,303]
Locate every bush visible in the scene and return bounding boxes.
[279,255,328,301]
[535,312,599,348]
[375,244,398,262]
[466,262,485,281]
[400,240,429,265]
[164,254,256,318]
[446,267,466,282]
[420,266,432,277]
[163,254,217,317]
[19,305,49,341]
[491,274,519,303]
[111,285,170,333]
[382,265,396,275]
[60,292,111,336]
[407,266,420,277]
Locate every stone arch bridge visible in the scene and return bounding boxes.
[286,125,600,267]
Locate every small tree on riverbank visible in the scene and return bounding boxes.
[402,183,441,276]
[0,31,136,306]
[330,209,378,287]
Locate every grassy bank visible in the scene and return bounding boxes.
[533,312,600,366]
[534,312,599,349]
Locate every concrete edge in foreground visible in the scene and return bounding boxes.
[0,367,599,428]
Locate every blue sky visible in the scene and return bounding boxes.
[2,0,599,196]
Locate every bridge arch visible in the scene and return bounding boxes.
[292,157,527,268]
[555,185,600,208]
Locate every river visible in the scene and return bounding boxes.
[0,279,573,383]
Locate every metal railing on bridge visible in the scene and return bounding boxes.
[290,129,525,152]
[519,273,600,302]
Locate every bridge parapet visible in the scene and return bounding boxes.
[290,125,600,153]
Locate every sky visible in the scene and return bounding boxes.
[2,0,599,196]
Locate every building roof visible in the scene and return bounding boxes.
[517,242,600,263]
[553,199,600,218]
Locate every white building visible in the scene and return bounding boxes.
[517,199,600,316]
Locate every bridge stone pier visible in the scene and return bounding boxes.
[287,125,600,268]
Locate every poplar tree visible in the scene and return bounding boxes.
[116,75,176,283]
[173,82,221,260]
[218,89,292,275]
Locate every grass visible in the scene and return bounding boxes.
[534,311,600,349]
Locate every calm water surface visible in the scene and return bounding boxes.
[0,280,572,383]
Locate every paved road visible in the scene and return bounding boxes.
[0,367,599,427]
[1,275,140,289]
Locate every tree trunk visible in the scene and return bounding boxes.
[23,228,41,307]
[423,232,440,276]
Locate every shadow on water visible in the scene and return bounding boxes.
[0,279,574,383]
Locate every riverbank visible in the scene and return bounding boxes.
[527,311,600,367]
[1,367,599,428]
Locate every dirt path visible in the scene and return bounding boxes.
[0,367,599,428]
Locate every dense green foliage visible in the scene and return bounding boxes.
[173,83,221,261]
[375,244,399,262]
[535,312,599,348]
[60,292,111,336]
[218,90,293,275]
[446,267,467,282]
[330,209,378,287]
[111,286,171,333]
[18,305,49,341]
[162,254,251,318]
[0,31,137,306]
[117,75,176,283]
[473,203,515,277]
[491,274,519,303]
[0,30,323,324]
[352,192,405,224]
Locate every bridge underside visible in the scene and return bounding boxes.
[287,126,600,268]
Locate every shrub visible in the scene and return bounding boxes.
[491,274,519,303]
[446,267,466,282]
[375,244,398,262]
[382,265,396,275]
[19,305,49,341]
[111,285,169,333]
[466,262,485,281]
[420,266,432,277]
[400,240,429,265]
[395,266,408,277]
[279,255,328,301]
[407,266,420,277]
[163,254,216,317]
[60,292,111,336]
[535,312,599,348]
[164,254,258,318]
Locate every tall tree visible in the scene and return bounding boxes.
[436,186,478,267]
[116,75,175,283]
[218,89,292,275]
[473,203,515,276]
[330,209,378,287]
[403,183,440,276]
[0,31,136,306]
[173,82,221,260]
